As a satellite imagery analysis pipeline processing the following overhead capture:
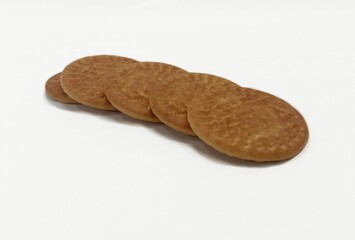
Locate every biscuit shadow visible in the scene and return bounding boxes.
[190,140,290,168]
[151,126,289,168]
[46,94,290,168]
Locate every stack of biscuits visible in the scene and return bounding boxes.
[45,55,309,163]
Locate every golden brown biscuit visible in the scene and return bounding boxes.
[104,62,188,122]
[150,73,240,136]
[187,85,309,162]
[61,55,137,110]
[45,72,78,104]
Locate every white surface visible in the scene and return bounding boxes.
[1,1,355,239]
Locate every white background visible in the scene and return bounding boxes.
[1,0,355,239]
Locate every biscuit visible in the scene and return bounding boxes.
[61,55,137,110]
[150,73,240,136]
[104,62,188,122]
[187,85,309,162]
[45,72,78,104]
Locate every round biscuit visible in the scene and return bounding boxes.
[150,73,240,136]
[187,85,309,162]
[45,72,78,104]
[104,62,188,122]
[61,55,138,110]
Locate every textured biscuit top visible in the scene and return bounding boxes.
[104,62,188,122]
[61,55,137,110]
[150,73,240,136]
[187,85,309,162]
[45,72,78,104]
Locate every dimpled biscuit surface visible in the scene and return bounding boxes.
[150,73,240,136]
[61,55,137,110]
[45,72,78,104]
[187,85,309,162]
[104,62,188,122]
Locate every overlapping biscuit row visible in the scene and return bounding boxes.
[45,55,309,162]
